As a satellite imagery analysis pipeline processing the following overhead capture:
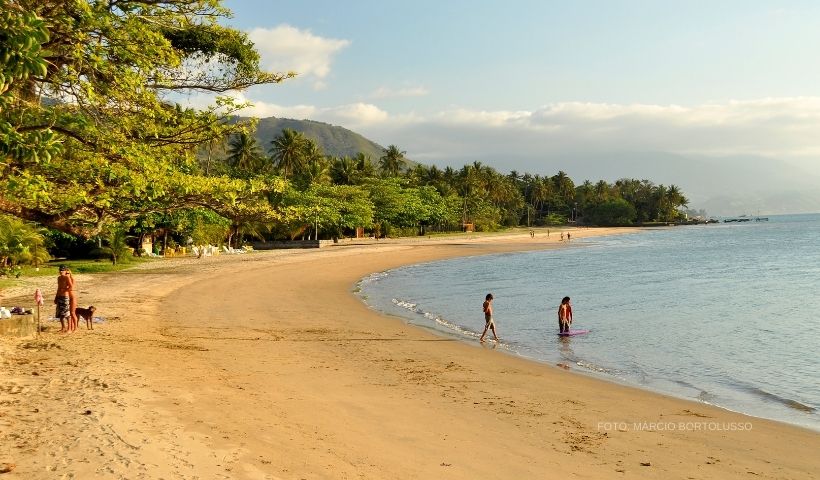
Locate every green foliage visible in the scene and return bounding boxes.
[269,128,308,179]
[273,184,373,239]
[584,198,637,226]
[542,213,567,226]
[104,227,134,265]
[180,209,231,246]
[0,214,50,267]
[379,145,407,177]
[226,130,267,177]
[0,0,291,236]
[52,258,151,274]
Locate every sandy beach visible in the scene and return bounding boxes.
[1,227,817,479]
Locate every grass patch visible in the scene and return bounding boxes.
[53,258,154,274]
[0,258,155,293]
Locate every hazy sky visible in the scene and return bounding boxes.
[196,1,820,210]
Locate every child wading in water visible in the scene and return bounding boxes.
[480,293,499,342]
[558,296,573,333]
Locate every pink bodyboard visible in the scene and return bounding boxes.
[558,329,590,336]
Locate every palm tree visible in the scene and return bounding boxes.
[666,184,688,208]
[552,170,575,205]
[530,177,550,219]
[299,158,331,186]
[379,144,407,177]
[354,152,376,179]
[298,142,330,186]
[269,129,308,178]
[330,156,357,185]
[226,132,263,174]
[594,180,610,201]
[0,215,50,268]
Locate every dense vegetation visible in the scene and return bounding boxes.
[0,0,689,265]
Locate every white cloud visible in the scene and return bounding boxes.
[177,93,820,162]
[322,103,389,126]
[352,98,820,162]
[369,86,429,99]
[247,25,350,85]
[199,93,389,127]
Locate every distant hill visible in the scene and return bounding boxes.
[249,117,389,161]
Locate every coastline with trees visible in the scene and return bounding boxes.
[1,3,816,480]
[0,0,689,268]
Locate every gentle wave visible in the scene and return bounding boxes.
[392,298,482,340]
[738,384,817,413]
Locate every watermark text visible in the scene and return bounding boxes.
[596,421,753,432]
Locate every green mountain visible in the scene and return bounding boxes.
[250,117,388,160]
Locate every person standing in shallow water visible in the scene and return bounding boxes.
[480,293,499,342]
[558,296,573,333]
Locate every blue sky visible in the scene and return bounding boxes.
[224,1,820,108]
[204,1,820,213]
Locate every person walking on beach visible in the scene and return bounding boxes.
[558,296,573,334]
[567,232,571,242]
[560,232,564,242]
[55,265,74,332]
[480,293,499,342]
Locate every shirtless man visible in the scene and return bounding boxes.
[480,293,499,342]
[55,265,74,332]
[558,296,573,334]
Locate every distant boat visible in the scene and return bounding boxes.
[723,213,768,223]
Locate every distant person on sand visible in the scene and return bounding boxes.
[558,296,573,334]
[567,232,571,242]
[480,293,499,342]
[55,265,74,332]
[560,232,564,241]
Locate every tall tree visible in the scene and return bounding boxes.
[0,0,292,236]
[330,156,358,185]
[354,152,376,179]
[296,143,331,188]
[269,128,307,179]
[226,131,265,175]
[379,144,407,177]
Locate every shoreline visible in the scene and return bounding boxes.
[1,226,818,478]
[353,242,820,433]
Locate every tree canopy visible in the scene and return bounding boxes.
[0,0,293,237]
[1,0,693,255]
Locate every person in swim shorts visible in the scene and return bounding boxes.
[480,293,499,342]
[55,265,74,332]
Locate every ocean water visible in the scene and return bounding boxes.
[357,214,820,430]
